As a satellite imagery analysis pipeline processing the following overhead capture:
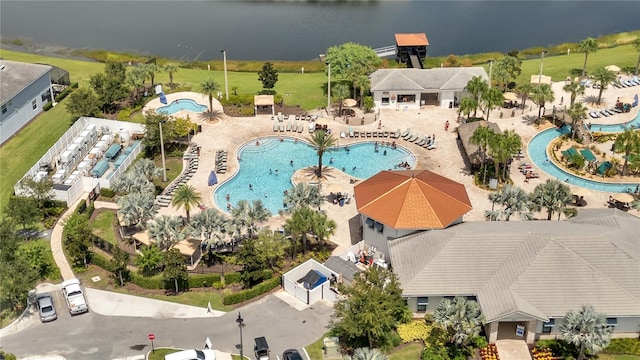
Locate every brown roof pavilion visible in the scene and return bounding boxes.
[354,170,472,229]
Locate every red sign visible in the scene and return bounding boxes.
[148,334,156,341]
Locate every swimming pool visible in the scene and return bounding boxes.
[213,137,416,213]
[528,118,640,193]
[157,99,208,115]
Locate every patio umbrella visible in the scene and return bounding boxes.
[315,117,332,126]
[612,193,634,203]
[573,188,591,198]
[605,65,621,72]
[503,92,518,101]
[342,98,357,107]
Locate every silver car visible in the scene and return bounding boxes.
[36,294,57,322]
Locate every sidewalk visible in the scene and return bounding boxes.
[85,288,225,318]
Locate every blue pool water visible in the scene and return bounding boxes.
[157,99,207,115]
[528,109,640,193]
[213,137,416,213]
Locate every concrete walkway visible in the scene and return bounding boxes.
[85,288,225,318]
[496,339,532,360]
[50,195,87,281]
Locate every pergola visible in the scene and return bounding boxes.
[254,95,275,116]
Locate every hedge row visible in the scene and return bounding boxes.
[223,276,281,306]
[90,251,116,272]
[54,82,78,102]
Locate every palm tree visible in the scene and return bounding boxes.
[171,184,202,222]
[352,348,388,360]
[459,97,476,120]
[502,130,522,179]
[634,37,640,76]
[613,129,640,176]
[199,77,220,116]
[280,183,324,215]
[354,74,370,110]
[140,63,160,86]
[126,67,146,102]
[488,132,511,183]
[185,208,229,246]
[117,192,158,228]
[230,199,271,239]
[433,297,485,348]
[559,305,613,360]
[515,83,534,114]
[466,76,488,118]
[469,124,496,184]
[531,84,555,122]
[284,207,316,254]
[531,179,573,220]
[130,158,162,180]
[482,87,504,121]
[578,37,599,76]
[591,67,617,105]
[135,245,164,276]
[567,103,588,140]
[147,215,185,249]
[485,185,533,221]
[332,83,351,116]
[111,171,154,195]
[310,211,336,247]
[563,77,586,106]
[308,130,337,178]
[163,63,178,89]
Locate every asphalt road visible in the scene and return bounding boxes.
[0,295,333,360]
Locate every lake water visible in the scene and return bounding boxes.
[1,1,639,61]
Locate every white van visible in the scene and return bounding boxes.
[164,349,216,360]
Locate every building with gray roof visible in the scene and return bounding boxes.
[388,208,640,344]
[370,67,487,110]
[0,60,53,144]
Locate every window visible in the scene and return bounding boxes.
[417,297,429,312]
[41,90,52,103]
[381,92,390,105]
[606,318,617,327]
[32,99,37,110]
[542,318,555,334]
[365,218,374,228]
[1,104,6,114]
[374,222,384,233]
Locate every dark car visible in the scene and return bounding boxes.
[36,294,57,322]
[282,349,303,360]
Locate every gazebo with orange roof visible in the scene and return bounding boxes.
[353,169,472,261]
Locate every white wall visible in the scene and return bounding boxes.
[372,91,421,111]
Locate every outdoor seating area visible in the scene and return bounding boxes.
[215,149,227,174]
[607,193,635,211]
[518,161,540,180]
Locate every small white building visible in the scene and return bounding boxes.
[370,67,488,110]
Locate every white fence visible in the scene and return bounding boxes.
[281,259,338,305]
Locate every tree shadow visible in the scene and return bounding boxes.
[198,109,224,123]
[521,114,539,126]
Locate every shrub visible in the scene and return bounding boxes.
[187,273,221,289]
[43,102,53,111]
[130,272,165,289]
[117,108,132,121]
[224,272,241,284]
[75,201,87,214]
[604,338,640,355]
[54,82,78,102]
[100,188,116,198]
[398,320,432,344]
[89,251,116,272]
[222,276,281,305]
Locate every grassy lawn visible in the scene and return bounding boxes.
[147,348,178,360]
[153,156,184,190]
[0,99,75,211]
[388,343,423,360]
[91,209,118,245]
[599,355,640,360]
[76,265,232,311]
[305,333,327,360]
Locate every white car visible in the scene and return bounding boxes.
[164,349,216,360]
[61,279,89,315]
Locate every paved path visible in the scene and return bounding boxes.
[496,339,532,360]
[50,195,87,281]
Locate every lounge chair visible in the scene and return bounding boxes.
[383,131,389,138]
[273,124,278,132]
[400,128,410,138]
[416,137,427,146]
[372,131,378,138]
[286,123,292,131]
[402,132,412,140]
[365,131,372,137]
[349,128,354,137]
[354,131,360,138]
[279,124,285,132]
[391,129,401,139]
[427,140,437,150]
[297,123,304,133]
[600,110,609,117]
[408,134,418,142]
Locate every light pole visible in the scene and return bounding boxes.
[159,120,167,182]
[221,49,229,101]
[326,62,331,110]
[236,312,245,360]
[488,60,494,88]
[538,50,548,86]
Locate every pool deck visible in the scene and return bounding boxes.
[150,84,640,254]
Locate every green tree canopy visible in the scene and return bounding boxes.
[135,245,164,276]
[171,184,202,222]
[577,37,599,76]
[559,305,613,360]
[563,77,586,106]
[331,267,411,351]
[62,212,93,266]
[308,130,337,178]
[164,63,179,89]
[531,179,573,220]
[613,129,640,176]
[591,67,617,105]
[162,248,188,293]
[433,296,485,356]
[199,77,220,118]
[65,87,102,119]
[89,62,129,113]
[531,83,555,121]
[257,61,279,92]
